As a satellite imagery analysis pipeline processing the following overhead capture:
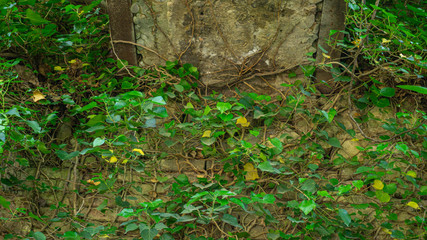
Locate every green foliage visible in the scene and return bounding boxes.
[0,0,425,239]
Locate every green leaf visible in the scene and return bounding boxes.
[55,150,80,161]
[34,232,46,240]
[201,137,216,146]
[140,228,158,240]
[397,85,427,94]
[301,179,317,193]
[379,87,395,97]
[216,102,232,113]
[118,208,134,218]
[80,101,98,112]
[125,223,138,234]
[317,190,333,199]
[0,196,10,210]
[258,161,281,174]
[355,166,372,174]
[269,137,283,154]
[299,200,316,215]
[26,120,42,133]
[93,137,105,147]
[375,190,391,203]
[96,199,108,212]
[352,180,364,190]
[261,194,276,204]
[396,143,408,154]
[29,211,44,222]
[383,183,397,194]
[338,209,352,226]
[121,81,133,89]
[221,214,243,229]
[321,108,337,123]
[174,84,184,92]
[26,9,50,25]
[327,137,342,148]
[391,230,405,239]
[151,96,166,105]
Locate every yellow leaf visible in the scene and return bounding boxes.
[407,201,420,209]
[68,59,77,64]
[76,47,83,53]
[121,159,128,164]
[406,171,416,178]
[107,156,118,163]
[372,180,384,190]
[32,90,46,102]
[351,138,359,142]
[352,38,361,47]
[132,148,145,155]
[102,150,114,159]
[243,163,259,181]
[382,228,392,234]
[54,66,65,71]
[202,130,212,138]
[86,179,100,186]
[322,53,331,59]
[381,38,391,44]
[236,116,250,127]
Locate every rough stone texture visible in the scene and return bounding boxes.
[133,0,323,87]
[315,0,346,93]
[107,0,138,65]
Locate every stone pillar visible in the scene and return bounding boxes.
[315,0,346,94]
[107,0,137,66]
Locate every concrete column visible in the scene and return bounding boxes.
[107,0,137,66]
[315,0,346,94]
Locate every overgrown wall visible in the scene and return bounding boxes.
[131,0,324,87]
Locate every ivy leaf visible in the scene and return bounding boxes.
[0,196,10,210]
[243,163,259,181]
[202,130,212,138]
[96,199,108,212]
[140,228,158,240]
[236,116,250,127]
[299,200,316,215]
[150,96,166,105]
[321,108,336,123]
[26,120,42,133]
[221,214,243,229]
[125,223,138,234]
[55,150,80,160]
[355,166,373,174]
[132,149,145,155]
[379,87,396,97]
[327,137,342,148]
[80,101,98,112]
[391,230,405,239]
[201,137,216,146]
[216,102,232,113]
[338,209,352,226]
[26,9,50,25]
[406,201,420,209]
[34,232,46,240]
[375,190,390,203]
[301,179,317,194]
[93,137,105,147]
[372,179,384,190]
[258,161,281,174]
